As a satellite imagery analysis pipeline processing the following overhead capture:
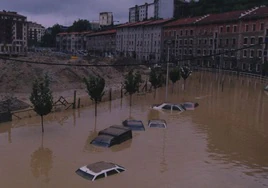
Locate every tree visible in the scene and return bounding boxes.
[262,61,268,76]
[68,19,91,32]
[149,68,164,97]
[124,70,142,106]
[41,24,63,47]
[83,75,105,116]
[180,66,192,90]
[30,73,53,133]
[169,67,181,93]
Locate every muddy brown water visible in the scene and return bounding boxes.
[0,72,268,188]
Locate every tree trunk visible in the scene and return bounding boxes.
[183,79,186,90]
[154,89,156,99]
[172,83,174,93]
[130,94,132,107]
[41,115,44,133]
[95,101,97,116]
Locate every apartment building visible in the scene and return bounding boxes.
[0,10,27,56]
[27,21,45,46]
[86,29,116,55]
[163,6,268,73]
[99,12,113,26]
[56,31,91,52]
[116,19,171,62]
[154,0,174,19]
[129,3,154,23]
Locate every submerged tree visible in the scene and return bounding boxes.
[124,70,142,106]
[149,68,164,97]
[30,73,53,133]
[180,66,192,89]
[83,75,105,116]
[169,67,181,93]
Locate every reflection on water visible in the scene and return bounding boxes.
[0,72,268,187]
[30,135,53,183]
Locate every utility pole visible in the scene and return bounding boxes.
[165,40,172,101]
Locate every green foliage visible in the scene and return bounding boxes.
[169,67,181,84]
[181,66,192,80]
[41,24,63,47]
[83,76,105,103]
[124,70,143,95]
[149,68,164,89]
[30,73,53,117]
[68,19,91,32]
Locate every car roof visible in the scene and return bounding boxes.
[99,127,131,137]
[148,119,167,124]
[123,119,144,126]
[86,161,118,173]
[161,103,181,106]
[92,135,114,142]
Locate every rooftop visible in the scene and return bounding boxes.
[242,6,268,19]
[87,29,116,36]
[0,11,26,18]
[86,162,117,173]
[164,16,204,27]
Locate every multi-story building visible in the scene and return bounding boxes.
[116,19,171,62]
[27,21,45,46]
[0,10,27,56]
[154,0,174,19]
[99,12,113,26]
[163,6,268,73]
[129,3,155,23]
[86,29,116,56]
[56,31,91,52]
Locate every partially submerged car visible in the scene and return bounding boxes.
[148,119,167,129]
[76,161,125,181]
[152,103,186,112]
[265,85,268,91]
[182,102,199,110]
[122,119,145,131]
[91,126,132,147]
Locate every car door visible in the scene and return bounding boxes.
[162,104,172,110]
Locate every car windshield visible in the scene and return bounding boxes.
[183,103,192,108]
[76,169,95,180]
[149,123,165,128]
[127,121,143,127]
[91,140,110,147]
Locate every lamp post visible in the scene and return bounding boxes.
[165,40,172,101]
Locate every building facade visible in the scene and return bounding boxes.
[27,21,45,46]
[99,12,113,26]
[162,6,268,73]
[56,32,90,53]
[154,0,174,19]
[116,19,171,62]
[129,3,155,23]
[86,29,116,56]
[0,10,27,56]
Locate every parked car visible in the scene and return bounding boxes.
[76,161,125,181]
[182,102,199,110]
[265,85,268,91]
[152,103,186,112]
[122,119,145,131]
[91,126,132,148]
[148,119,167,128]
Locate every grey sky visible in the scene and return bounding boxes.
[0,0,148,27]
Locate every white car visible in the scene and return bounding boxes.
[76,161,125,181]
[152,103,186,112]
[265,85,268,91]
[148,119,167,128]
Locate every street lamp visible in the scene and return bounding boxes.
[165,40,172,101]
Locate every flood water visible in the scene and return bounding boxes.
[1,72,268,188]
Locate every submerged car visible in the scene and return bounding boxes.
[182,102,199,110]
[148,119,167,129]
[152,103,186,112]
[91,126,132,147]
[122,119,145,131]
[265,85,268,91]
[76,161,125,181]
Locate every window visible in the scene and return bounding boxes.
[204,50,207,55]
[250,37,255,45]
[198,39,201,45]
[210,39,213,45]
[243,50,247,57]
[117,168,124,172]
[225,39,229,45]
[253,24,256,31]
[184,39,188,45]
[220,26,223,33]
[232,38,236,45]
[256,64,260,72]
[172,106,182,111]
[162,105,172,110]
[250,50,254,58]
[243,37,248,45]
[189,49,192,55]
[242,63,246,70]
[180,30,183,36]
[245,24,249,32]
[258,50,262,58]
[184,49,187,55]
[106,170,118,176]
[190,30,193,35]
[233,25,237,32]
[185,30,188,36]
[260,23,264,31]
[190,39,193,45]
[258,37,263,44]
[226,26,230,32]
[94,173,105,180]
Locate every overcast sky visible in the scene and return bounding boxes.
[0,0,148,28]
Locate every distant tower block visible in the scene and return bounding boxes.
[99,12,113,26]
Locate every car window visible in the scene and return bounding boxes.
[150,123,165,128]
[116,168,125,172]
[183,103,192,108]
[106,169,119,176]
[162,105,172,110]
[172,105,182,111]
[75,169,95,180]
[94,173,105,180]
